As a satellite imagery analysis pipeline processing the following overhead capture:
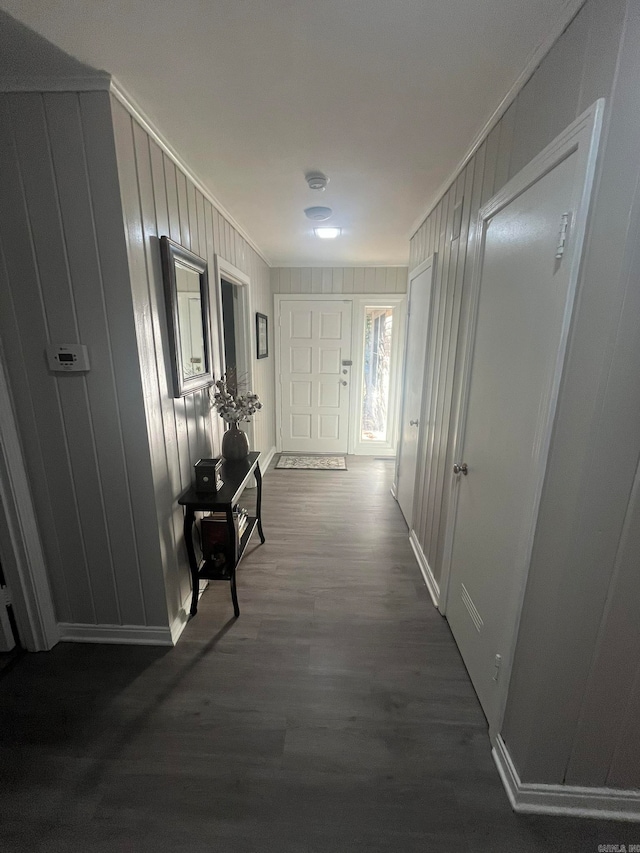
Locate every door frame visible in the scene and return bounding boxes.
[440,100,604,735]
[214,256,255,447]
[0,348,59,651]
[392,255,436,513]
[273,293,406,455]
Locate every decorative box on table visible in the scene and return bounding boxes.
[194,458,224,493]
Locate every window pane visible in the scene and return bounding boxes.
[361,307,393,442]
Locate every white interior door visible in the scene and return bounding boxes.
[396,257,435,525]
[445,106,602,732]
[279,300,352,453]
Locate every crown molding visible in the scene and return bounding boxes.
[0,73,111,93]
[409,0,588,239]
[109,77,271,267]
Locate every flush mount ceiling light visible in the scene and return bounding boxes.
[304,206,333,221]
[314,227,341,239]
[305,171,329,191]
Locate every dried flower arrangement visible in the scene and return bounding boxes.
[210,371,262,424]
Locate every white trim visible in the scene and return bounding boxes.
[0,351,59,651]
[409,0,588,238]
[0,74,112,93]
[409,529,440,608]
[215,254,256,448]
[259,445,277,474]
[493,735,640,822]
[439,101,605,735]
[58,622,174,646]
[109,79,270,267]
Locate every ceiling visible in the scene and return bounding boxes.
[0,0,581,266]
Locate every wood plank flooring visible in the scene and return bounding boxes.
[0,457,628,851]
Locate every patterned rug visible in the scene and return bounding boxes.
[275,455,347,470]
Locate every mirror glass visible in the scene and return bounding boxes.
[175,263,206,381]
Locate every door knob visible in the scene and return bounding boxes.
[409,419,419,426]
[453,462,468,475]
[340,380,348,386]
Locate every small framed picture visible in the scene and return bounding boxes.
[256,312,268,359]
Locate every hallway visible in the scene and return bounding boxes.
[0,458,625,851]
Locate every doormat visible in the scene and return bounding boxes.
[275,455,347,470]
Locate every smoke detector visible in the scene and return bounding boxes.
[304,206,333,221]
[305,171,329,191]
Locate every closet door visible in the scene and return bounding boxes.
[444,106,602,732]
[395,257,435,526]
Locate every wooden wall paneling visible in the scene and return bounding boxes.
[47,91,131,626]
[300,267,311,293]
[578,0,626,115]
[203,201,224,453]
[169,162,195,485]
[494,102,515,192]
[433,162,476,579]
[322,268,332,294]
[175,170,191,252]
[423,186,456,563]
[289,268,301,294]
[374,268,386,293]
[194,190,207,467]
[342,267,354,294]
[426,173,466,568]
[113,101,175,625]
[480,123,501,206]
[164,154,191,499]
[310,268,321,294]
[352,268,364,294]
[0,96,72,623]
[418,193,448,553]
[413,208,437,548]
[524,5,589,152]
[147,137,190,611]
[86,93,162,625]
[332,268,344,294]
[161,153,181,247]
[364,268,376,293]
[8,93,99,625]
[280,267,292,294]
[509,75,541,179]
[212,209,222,257]
[131,121,187,617]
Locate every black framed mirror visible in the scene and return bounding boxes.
[160,236,214,397]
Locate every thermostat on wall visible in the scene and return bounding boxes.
[46,343,90,373]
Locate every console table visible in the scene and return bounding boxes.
[178,451,265,618]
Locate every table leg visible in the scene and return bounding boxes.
[230,569,240,618]
[255,462,265,544]
[183,508,199,616]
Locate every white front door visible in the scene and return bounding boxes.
[445,107,601,732]
[279,300,352,453]
[396,257,435,525]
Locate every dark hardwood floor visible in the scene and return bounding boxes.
[0,457,629,851]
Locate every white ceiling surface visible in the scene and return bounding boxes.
[0,0,580,266]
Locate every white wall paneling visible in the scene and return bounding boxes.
[271,267,408,295]
[0,90,169,636]
[410,0,640,800]
[112,92,275,637]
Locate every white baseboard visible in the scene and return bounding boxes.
[493,734,640,823]
[259,445,277,473]
[408,529,440,608]
[58,622,174,646]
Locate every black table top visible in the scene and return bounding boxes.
[178,451,260,509]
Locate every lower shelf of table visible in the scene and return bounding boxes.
[196,516,258,581]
